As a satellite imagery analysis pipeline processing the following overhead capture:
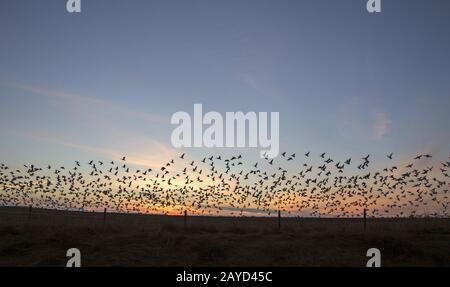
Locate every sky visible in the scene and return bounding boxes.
[0,1,449,216]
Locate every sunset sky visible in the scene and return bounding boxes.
[0,1,449,216]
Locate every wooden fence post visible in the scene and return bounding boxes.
[278,210,281,230]
[184,210,187,229]
[363,208,367,231]
[103,208,107,225]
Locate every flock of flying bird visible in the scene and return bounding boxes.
[0,151,449,218]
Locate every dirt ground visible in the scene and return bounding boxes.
[0,207,448,266]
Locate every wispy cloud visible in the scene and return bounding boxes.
[237,72,284,99]
[0,79,183,169]
[19,131,178,169]
[372,110,391,139]
[338,96,391,141]
[0,80,168,124]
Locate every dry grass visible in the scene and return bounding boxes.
[0,207,449,266]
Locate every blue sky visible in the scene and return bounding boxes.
[1,0,449,169]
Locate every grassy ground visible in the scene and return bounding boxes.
[0,207,449,266]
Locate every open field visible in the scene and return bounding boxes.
[0,206,449,267]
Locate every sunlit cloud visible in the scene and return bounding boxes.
[19,131,178,169]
